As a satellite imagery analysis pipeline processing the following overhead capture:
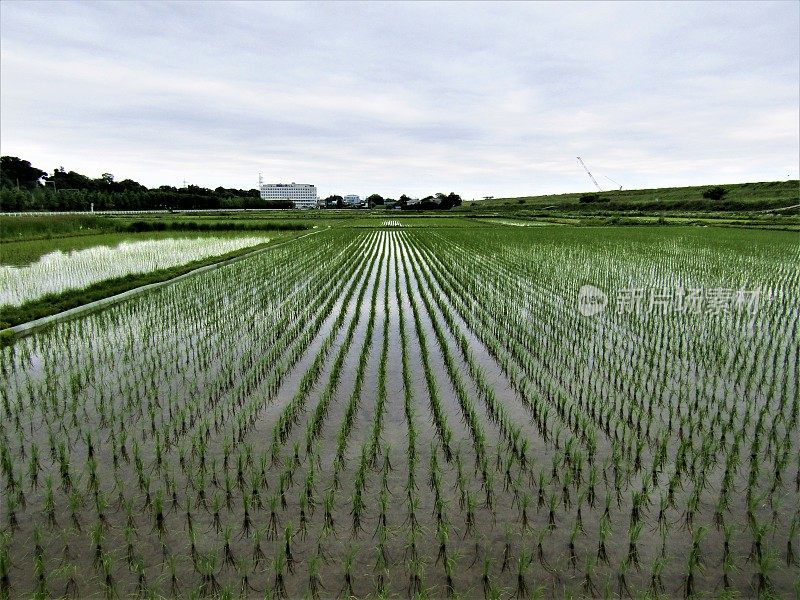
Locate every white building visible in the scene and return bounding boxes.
[259,182,318,209]
[343,194,361,206]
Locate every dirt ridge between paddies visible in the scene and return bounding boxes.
[0,226,329,345]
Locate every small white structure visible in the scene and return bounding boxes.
[343,194,361,206]
[259,181,318,209]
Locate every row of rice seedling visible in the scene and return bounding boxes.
[406,226,799,596]
[1,222,797,597]
[1,229,380,597]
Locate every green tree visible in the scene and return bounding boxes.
[0,156,47,189]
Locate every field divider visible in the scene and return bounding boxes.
[2,225,331,341]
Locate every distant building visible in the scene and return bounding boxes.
[343,194,361,206]
[260,182,317,209]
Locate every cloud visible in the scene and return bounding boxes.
[1,1,798,198]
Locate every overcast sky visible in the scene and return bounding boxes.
[1,1,798,199]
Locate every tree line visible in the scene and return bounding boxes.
[324,193,462,210]
[0,156,290,212]
[1,156,463,212]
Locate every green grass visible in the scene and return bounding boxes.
[470,212,800,231]
[0,213,310,242]
[0,214,116,241]
[461,179,799,212]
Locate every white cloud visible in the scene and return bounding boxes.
[1,1,797,198]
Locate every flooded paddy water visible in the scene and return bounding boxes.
[1,223,798,598]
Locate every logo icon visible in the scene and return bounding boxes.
[578,284,607,317]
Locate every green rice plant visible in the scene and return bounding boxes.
[89,522,105,569]
[306,553,323,600]
[283,523,295,574]
[597,516,610,565]
[130,555,148,598]
[267,495,279,541]
[375,525,389,573]
[480,555,494,599]
[165,554,180,598]
[435,521,449,566]
[582,555,599,597]
[753,550,778,597]
[682,536,703,599]
[443,550,458,597]
[720,548,739,591]
[4,488,18,530]
[749,520,769,563]
[536,470,547,510]
[59,562,80,599]
[222,526,236,568]
[241,494,253,538]
[321,488,335,535]
[514,548,532,599]
[0,532,10,598]
[787,513,798,567]
[123,526,137,567]
[98,551,117,599]
[519,493,531,533]
[535,527,555,573]
[627,521,644,570]
[153,488,165,536]
[196,551,220,597]
[407,555,425,598]
[464,491,476,538]
[42,476,56,528]
[27,442,40,489]
[351,488,365,535]
[648,555,666,595]
[569,520,580,570]
[342,545,357,598]
[616,557,631,599]
[547,491,558,531]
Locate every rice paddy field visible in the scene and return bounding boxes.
[0,236,271,306]
[1,219,798,599]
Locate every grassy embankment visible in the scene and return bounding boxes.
[456,180,800,229]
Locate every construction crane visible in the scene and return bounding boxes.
[577,157,602,192]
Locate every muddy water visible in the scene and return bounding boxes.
[3,226,798,598]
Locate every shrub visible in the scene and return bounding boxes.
[579,194,609,203]
[702,186,728,201]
